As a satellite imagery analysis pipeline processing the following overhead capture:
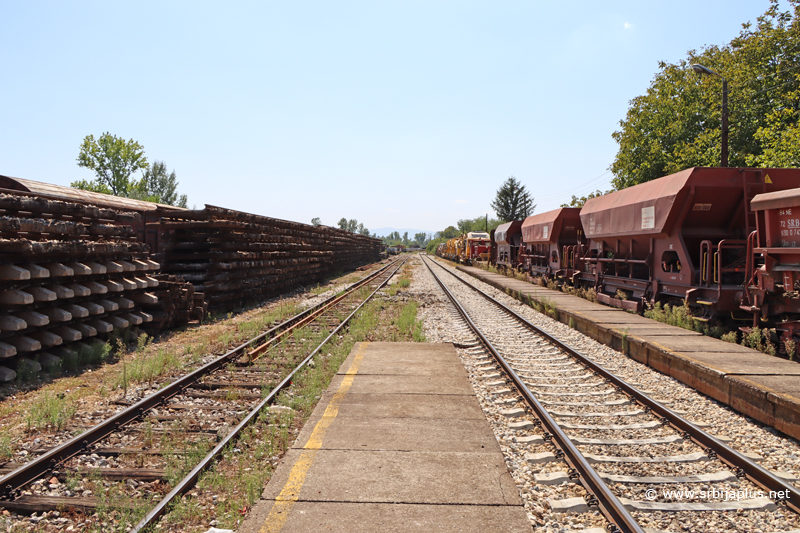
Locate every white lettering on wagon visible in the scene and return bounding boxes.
[641,206,655,229]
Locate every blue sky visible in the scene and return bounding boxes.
[0,1,777,234]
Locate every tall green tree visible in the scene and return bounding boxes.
[611,0,800,188]
[337,217,369,235]
[491,176,535,222]
[130,160,188,207]
[74,133,148,196]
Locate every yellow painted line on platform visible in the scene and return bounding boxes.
[259,342,368,533]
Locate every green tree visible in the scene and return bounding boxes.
[456,215,503,234]
[491,176,535,222]
[74,133,148,196]
[414,232,428,246]
[561,190,611,208]
[337,217,369,234]
[130,160,188,207]
[441,226,459,239]
[311,217,321,226]
[611,1,800,188]
[68,179,112,195]
[426,237,447,254]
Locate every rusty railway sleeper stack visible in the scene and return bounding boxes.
[0,257,405,532]
[141,274,206,331]
[422,255,800,533]
[0,194,159,381]
[152,205,382,312]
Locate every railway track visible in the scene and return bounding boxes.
[421,254,800,533]
[0,256,405,531]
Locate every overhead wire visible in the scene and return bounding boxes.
[532,169,613,201]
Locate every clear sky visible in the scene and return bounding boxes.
[0,1,776,234]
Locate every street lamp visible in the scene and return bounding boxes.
[692,63,728,167]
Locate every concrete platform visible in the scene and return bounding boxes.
[457,264,800,441]
[239,342,531,533]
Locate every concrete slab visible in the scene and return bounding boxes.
[239,502,532,533]
[647,335,772,355]
[310,392,487,419]
[241,341,530,533]
[674,352,800,376]
[291,417,500,452]
[354,355,467,375]
[742,375,800,396]
[262,449,520,505]
[599,325,702,336]
[327,372,475,395]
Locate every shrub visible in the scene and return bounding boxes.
[786,338,797,361]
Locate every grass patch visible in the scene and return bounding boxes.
[643,301,726,339]
[541,297,558,319]
[24,391,77,431]
[396,301,426,342]
[310,283,329,295]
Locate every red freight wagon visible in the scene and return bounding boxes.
[747,187,800,340]
[519,207,583,281]
[575,167,800,317]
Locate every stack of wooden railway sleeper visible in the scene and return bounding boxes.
[0,194,159,381]
[153,205,383,312]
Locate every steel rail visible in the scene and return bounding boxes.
[131,256,407,532]
[431,256,800,514]
[0,258,403,501]
[246,266,393,360]
[421,255,642,533]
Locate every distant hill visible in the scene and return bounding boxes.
[372,227,435,238]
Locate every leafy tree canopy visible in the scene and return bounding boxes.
[561,189,612,208]
[413,232,429,246]
[69,179,112,195]
[75,133,147,196]
[337,217,370,235]
[611,0,800,188]
[440,226,459,239]
[426,237,447,254]
[73,133,188,207]
[311,217,321,226]
[491,176,535,222]
[456,215,503,234]
[130,160,188,207]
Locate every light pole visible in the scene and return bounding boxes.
[692,64,728,167]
